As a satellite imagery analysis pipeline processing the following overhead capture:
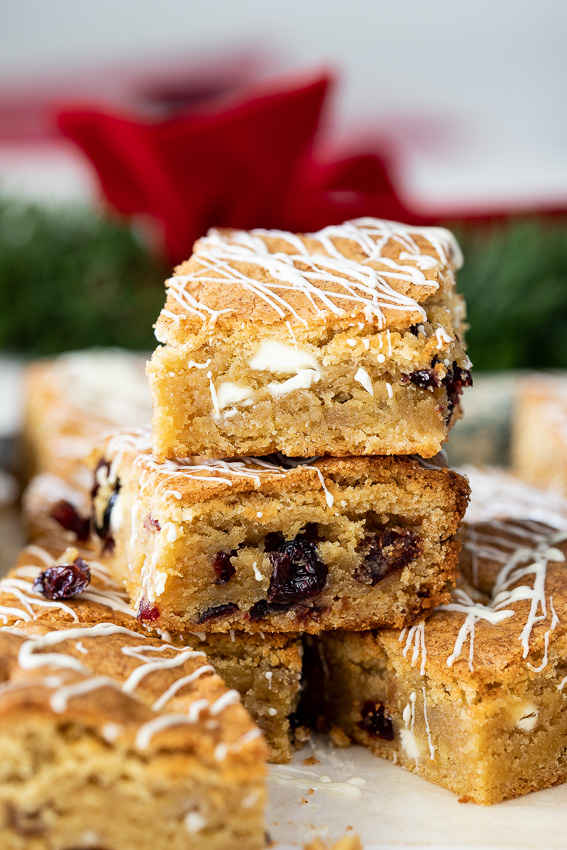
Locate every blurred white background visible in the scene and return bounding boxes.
[1,0,566,210]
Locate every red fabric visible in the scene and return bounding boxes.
[58,74,419,263]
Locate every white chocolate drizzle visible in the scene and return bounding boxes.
[441,523,566,672]
[49,675,119,713]
[152,665,215,710]
[399,621,427,676]
[422,686,435,760]
[401,691,419,766]
[399,470,567,677]
[165,218,461,329]
[104,429,335,511]
[4,622,254,759]
[354,367,374,396]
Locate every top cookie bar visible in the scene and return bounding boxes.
[148,218,471,459]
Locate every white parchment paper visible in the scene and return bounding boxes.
[269,737,567,849]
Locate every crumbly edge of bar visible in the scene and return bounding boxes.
[182,633,304,763]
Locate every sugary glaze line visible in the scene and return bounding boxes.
[101,429,335,507]
[399,470,567,676]
[166,218,462,327]
[2,619,248,756]
[400,526,567,675]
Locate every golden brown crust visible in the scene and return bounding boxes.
[0,548,267,769]
[155,220,462,343]
[2,621,266,768]
[0,542,300,763]
[91,430,470,509]
[0,620,267,848]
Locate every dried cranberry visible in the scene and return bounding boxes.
[50,500,91,541]
[444,364,473,422]
[93,484,120,553]
[137,597,160,622]
[268,534,327,605]
[264,532,284,552]
[143,514,161,532]
[358,701,394,741]
[248,599,271,621]
[33,557,91,600]
[197,603,239,623]
[93,488,117,539]
[354,528,423,586]
[407,368,439,390]
[90,459,110,501]
[212,551,236,585]
[247,599,290,621]
[296,604,329,624]
[408,324,421,337]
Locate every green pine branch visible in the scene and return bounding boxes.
[0,198,167,356]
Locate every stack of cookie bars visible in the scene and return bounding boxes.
[88,218,471,756]
[6,217,567,848]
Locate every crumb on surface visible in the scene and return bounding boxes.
[304,835,363,850]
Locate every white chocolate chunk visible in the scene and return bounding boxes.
[163,522,179,543]
[217,381,255,410]
[185,812,206,833]
[400,728,420,759]
[515,702,539,731]
[109,492,124,533]
[250,340,321,376]
[267,369,319,396]
[354,367,374,396]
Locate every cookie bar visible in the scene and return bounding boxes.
[0,621,266,850]
[319,472,567,804]
[512,372,567,494]
[22,349,151,542]
[0,543,301,763]
[90,430,469,634]
[148,218,471,460]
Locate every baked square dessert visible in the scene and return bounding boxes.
[319,471,567,804]
[512,372,567,495]
[0,621,266,850]
[148,218,471,460]
[0,542,302,763]
[90,430,469,634]
[22,348,151,542]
